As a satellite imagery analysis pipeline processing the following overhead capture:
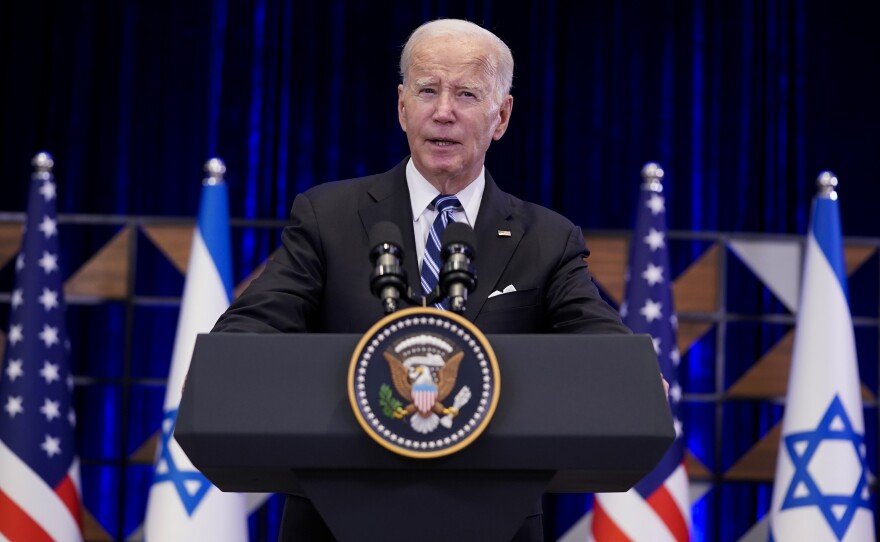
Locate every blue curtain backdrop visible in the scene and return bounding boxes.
[5,0,879,237]
[1,1,879,541]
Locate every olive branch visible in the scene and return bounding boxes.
[379,383,402,418]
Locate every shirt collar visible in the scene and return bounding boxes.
[405,158,485,226]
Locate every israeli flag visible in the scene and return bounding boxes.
[144,165,248,541]
[769,175,875,541]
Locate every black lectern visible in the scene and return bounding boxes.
[176,333,674,541]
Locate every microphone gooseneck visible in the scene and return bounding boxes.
[439,222,477,314]
[369,221,407,314]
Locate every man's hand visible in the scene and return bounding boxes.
[661,374,670,400]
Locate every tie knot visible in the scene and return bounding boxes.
[432,195,461,213]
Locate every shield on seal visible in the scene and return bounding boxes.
[412,381,438,414]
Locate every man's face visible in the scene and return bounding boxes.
[398,35,513,192]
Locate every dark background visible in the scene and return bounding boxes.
[3,1,877,238]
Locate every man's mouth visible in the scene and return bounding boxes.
[428,138,457,146]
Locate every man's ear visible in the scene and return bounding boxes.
[493,95,514,141]
[397,84,407,132]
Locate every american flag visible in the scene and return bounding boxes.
[0,153,83,541]
[590,163,691,542]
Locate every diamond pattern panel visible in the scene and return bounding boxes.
[0,216,876,538]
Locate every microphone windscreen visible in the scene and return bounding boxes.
[369,221,403,248]
[441,222,476,251]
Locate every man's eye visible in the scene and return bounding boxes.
[419,88,436,95]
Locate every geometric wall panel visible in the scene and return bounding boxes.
[728,239,801,312]
[0,223,20,374]
[678,321,714,357]
[844,245,876,276]
[3,209,877,542]
[674,244,719,354]
[129,432,159,465]
[0,222,22,269]
[584,235,628,303]
[83,508,114,542]
[724,423,781,481]
[727,327,875,402]
[725,330,874,401]
[65,226,133,299]
[686,450,714,480]
[723,242,879,483]
[587,237,721,316]
[727,242,877,401]
[673,243,719,313]
[727,333,795,399]
[141,224,194,275]
[585,237,719,354]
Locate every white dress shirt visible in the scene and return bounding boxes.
[405,158,484,268]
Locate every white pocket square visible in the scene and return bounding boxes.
[488,284,517,298]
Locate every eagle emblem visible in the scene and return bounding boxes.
[382,334,472,434]
[348,307,500,458]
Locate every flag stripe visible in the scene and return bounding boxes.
[55,473,82,528]
[646,486,689,542]
[0,489,54,542]
[594,491,678,541]
[811,198,847,296]
[197,183,234,296]
[0,440,81,541]
[634,440,685,496]
[665,464,690,520]
[591,499,631,542]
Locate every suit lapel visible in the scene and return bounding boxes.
[466,173,523,321]
[357,162,523,318]
[357,160,421,296]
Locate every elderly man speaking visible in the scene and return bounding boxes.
[213,18,630,541]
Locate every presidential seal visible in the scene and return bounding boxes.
[348,307,500,458]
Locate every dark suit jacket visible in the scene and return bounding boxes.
[213,158,629,336]
[211,158,629,541]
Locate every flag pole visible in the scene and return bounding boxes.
[589,162,691,542]
[0,151,84,542]
[144,158,247,542]
[768,171,875,541]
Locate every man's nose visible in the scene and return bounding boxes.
[432,92,455,122]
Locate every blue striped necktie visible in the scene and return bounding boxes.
[420,195,461,308]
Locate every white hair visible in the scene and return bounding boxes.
[399,19,514,99]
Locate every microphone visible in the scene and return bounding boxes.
[369,221,407,314]
[439,222,477,314]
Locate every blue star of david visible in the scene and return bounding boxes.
[781,395,872,539]
[152,409,212,516]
